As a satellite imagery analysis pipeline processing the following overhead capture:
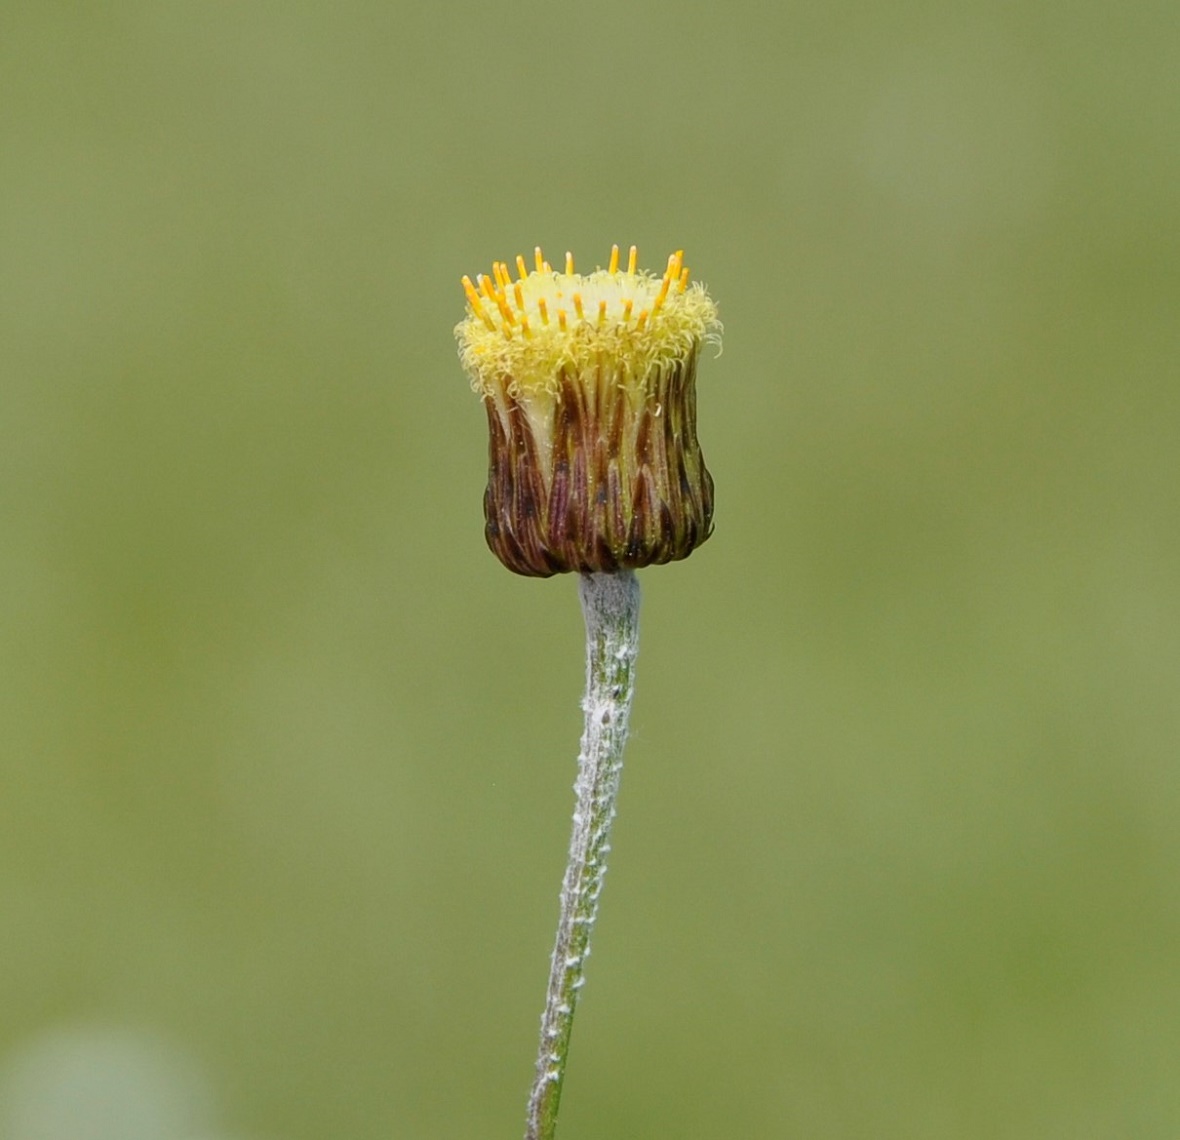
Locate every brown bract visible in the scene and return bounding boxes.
[484,352,713,576]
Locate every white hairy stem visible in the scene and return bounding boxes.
[524,570,641,1140]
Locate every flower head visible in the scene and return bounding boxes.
[456,245,720,577]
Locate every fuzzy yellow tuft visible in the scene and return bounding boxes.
[455,245,720,400]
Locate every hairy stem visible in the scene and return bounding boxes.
[524,570,641,1140]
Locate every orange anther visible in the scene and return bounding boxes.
[462,275,496,330]
[651,254,676,314]
[495,292,516,326]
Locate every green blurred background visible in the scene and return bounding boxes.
[2,2,1177,1137]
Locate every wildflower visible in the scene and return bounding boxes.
[455,245,721,577]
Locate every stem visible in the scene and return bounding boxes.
[524,570,641,1140]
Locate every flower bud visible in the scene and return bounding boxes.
[455,246,720,577]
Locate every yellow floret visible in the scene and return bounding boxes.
[455,245,720,400]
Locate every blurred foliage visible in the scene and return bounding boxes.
[1,2,1177,1137]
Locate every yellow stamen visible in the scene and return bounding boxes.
[609,244,620,274]
[513,282,525,311]
[534,246,545,273]
[543,261,552,273]
[627,245,638,274]
[651,254,677,316]
[462,275,496,331]
[520,313,532,338]
[678,266,690,292]
[538,297,550,325]
[478,274,496,301]
[565,251,574,275]
[558,309,568,332]
[516,254,528,280]
[622,298,633,323]
[636,310,649,331]
[597,299,607,326]
[572,293,585,321]
[495,292,516,327]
